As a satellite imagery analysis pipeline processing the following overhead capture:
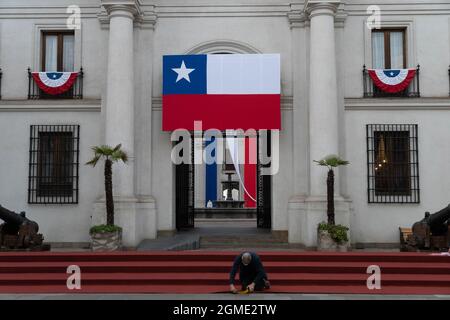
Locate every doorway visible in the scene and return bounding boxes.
[175,131,272,230]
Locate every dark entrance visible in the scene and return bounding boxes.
[257,130,272,228]
[175,134,195,229]
[175,131,272,230]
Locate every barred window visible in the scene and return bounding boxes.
[29,125,80,204]
[367,124,419,203]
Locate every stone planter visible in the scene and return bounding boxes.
[91,230,122,252]
[317,230,350,252]
[337,242,349,252]
[317,230,337,251]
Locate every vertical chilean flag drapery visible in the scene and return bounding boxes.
[163,54,280,208]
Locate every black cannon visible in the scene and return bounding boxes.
[404,204,450,251]
[0,205,49,250]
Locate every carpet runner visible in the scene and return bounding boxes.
[0,251,449,294]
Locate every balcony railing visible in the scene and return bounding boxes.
[28,68,83,100]
[363,65,420,98]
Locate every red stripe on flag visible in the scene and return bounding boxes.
[244,136,257,208]
[162,94,281,131]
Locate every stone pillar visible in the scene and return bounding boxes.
[288,6,309,197]
[133,9,158,239]
[104,3,136,197]
[288,1,352,246]
[93,1,157,247]
[308,1,340,196]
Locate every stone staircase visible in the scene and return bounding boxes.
[1,251,450,294]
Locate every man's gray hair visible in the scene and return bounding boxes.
[242,252,252,265]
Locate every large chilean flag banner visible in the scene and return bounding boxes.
[162,54,281,131]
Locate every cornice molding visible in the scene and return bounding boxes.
[0,99,101,112]
[2,2,450,19]
[345,98,450,110]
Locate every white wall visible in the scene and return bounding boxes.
[0,107,102,243]
[340,1,450,245]
[0,4,106,99]
[345,109,450,244]
[343,3,450,98]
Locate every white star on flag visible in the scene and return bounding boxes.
[172,61,195,83]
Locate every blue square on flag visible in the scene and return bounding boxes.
[163,55,206,94]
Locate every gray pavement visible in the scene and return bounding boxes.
[137,219,270,251]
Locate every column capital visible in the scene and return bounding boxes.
[304,0,340,19]
[99,0,157,29]
[101,0,141,19]
[288,11,307,29]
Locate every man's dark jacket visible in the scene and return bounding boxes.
[229,252,267,287]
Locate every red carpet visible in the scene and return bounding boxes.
[0,251,449,294]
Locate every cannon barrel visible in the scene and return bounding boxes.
[0,205,27,226]
[0,205,39,235]
[0,205,47,250]
[427,204,450,236]
[428,204,450,227]
[407,204,450,250]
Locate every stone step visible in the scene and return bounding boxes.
[200,234,284,239]
[195,213,257,219]
[200,240,287,246]
[199,234,289,249]
[1,251,450,294]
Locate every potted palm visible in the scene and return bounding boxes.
[314,155,350,251]
[87,144,128,251]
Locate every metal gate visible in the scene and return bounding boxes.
[175,134,195,230]
[257,130,272,229]
[175,131,272,230]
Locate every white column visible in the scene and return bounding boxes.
[288,10,309,196]
[308,2,340,196]
[288,1,352,246]
[104,4,136,198]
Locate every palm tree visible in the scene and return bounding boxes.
[86,144,128,226]
[314,155,349,225]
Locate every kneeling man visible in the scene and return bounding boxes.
[229,252,270,293]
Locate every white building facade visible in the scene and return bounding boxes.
[0,0,449,248]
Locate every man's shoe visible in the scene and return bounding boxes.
[264,279,271,289]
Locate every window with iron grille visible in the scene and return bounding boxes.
[28,125,80,204]
[366,124,419,203]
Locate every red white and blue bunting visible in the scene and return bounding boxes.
[31,72,78,95]
[368,69,416,93]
